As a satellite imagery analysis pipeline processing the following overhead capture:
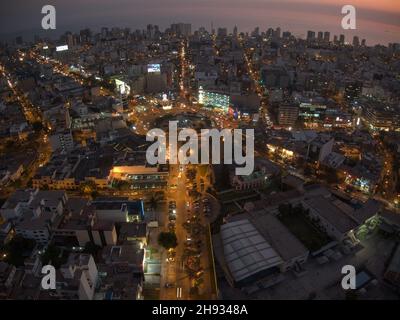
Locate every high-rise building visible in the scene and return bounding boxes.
[323,31,330,43]
[317,32,323,41]
[171,23,191,37]
[282,31,291,39]
[217,27,228,37]
[278,104,299,126]
[80,28,92,43]
[353,36,360,47]
[233,25,238,37]
[266,28,274,39]
[101,27,108,39]
[275,27,281,39]
[307,31,315,42]
[252,27,260,37]
[66,32,74,48]
[147,24,155,39]
[339,34,345,45]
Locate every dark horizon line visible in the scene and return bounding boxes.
[0,23,395,47]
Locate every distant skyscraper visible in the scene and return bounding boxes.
[317,31,323,41]
[233,25,238,37]
[339,34,345,45]
[323,31,330,43]
[266,28,274,39]
[353,36,360,47]
[252,26,260,37]
[80,28,92,43]
[307,30,315,41]
[171,23,191,37]
[333,35,338,44]
[275,27,281,39]
[66,32,74,48]
[217,27,227,37]
[101,27,108,39]
[147,24,155,39]
[361,39,366,46]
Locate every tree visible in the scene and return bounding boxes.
[157,232,178,250]
[41,245,67,269]
[148,192,163,221]
[2,236,36,267]
[149,191,164,211]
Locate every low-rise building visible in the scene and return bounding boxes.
[56,254,98,300]
[214,218,283,287]
[52,198,117,248]
[384,244,400,288]
[92,199,145,223]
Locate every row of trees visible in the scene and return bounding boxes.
[157,231,178,250]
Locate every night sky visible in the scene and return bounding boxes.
[1,0,399,44]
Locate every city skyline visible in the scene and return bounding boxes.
[1,0,399,45]
[0,0,400,303]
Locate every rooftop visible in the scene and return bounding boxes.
[303,196,358,233]
[220,219,283,283]
[250,213,309,261]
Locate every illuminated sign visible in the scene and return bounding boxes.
[148,64,161,73]
[299,102,326,110]
[56,45,69,52]
[115,79,131,95]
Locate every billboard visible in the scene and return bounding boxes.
[148,64,161,73]
[56,45,69,52]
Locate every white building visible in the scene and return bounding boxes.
[58,254,98,300]
[1,190,67,244]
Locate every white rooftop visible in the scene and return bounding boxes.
[220,219,283,283]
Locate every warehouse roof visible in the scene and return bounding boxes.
[220,219,283,282]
